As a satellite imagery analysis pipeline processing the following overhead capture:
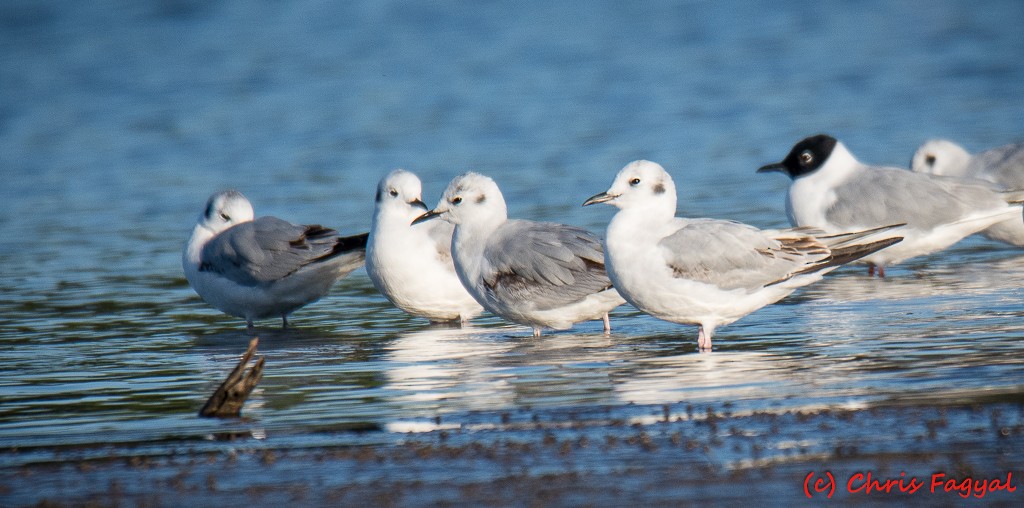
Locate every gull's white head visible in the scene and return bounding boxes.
[583,160,677,215]
[374,169,428,221]
[413,172,507,227]
[910,139,971,177]
[197,189,255,235]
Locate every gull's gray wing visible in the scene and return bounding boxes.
[971,143,1024,188]
[200,216,366,286]
[658,219,830,291]
[480,220,613,311]
[826,167,1006,230]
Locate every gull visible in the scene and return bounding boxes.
[585,160,903,351]
[758,134,1024,276]
[366,169,484,324]
[413,172,625,337]
[911,139,1024,246]
[911,139,1024,184]
[183,190,367,332]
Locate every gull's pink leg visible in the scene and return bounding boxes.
[603,313,611,334]
[697,326,712,351]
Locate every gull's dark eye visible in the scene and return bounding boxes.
[389,188,399,197]
[451,196,463,205]
[925,154,936,167]
[629,178,641,186]
[799,150,814,165]
[219,213,230,221]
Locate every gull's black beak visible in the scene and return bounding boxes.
[412,209,442,225]
[757,162,786,174]
[583,192,615,206]
[410,199,427,211]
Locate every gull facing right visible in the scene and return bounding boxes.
[759,134,1024,276]
[366,169,484,324]
[584,160,902,351]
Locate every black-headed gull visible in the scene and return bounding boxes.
[759,134,1022,276]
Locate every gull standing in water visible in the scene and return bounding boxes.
[366,169,484,324]
[183,190,367,332]
[413,172,624,337]
[911,139,1024,246]
[758,134,1024,276]
[585,160,903,351]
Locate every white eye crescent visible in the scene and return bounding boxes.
[800,150,814,165]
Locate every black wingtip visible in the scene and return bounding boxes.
[333,232,369,254]
[766,235,903,287]
[809,236,903,275]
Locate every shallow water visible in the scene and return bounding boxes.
[2,0,1024,502]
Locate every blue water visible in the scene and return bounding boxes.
[2,0,1024,490]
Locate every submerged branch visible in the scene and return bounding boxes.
[199,337,265,418]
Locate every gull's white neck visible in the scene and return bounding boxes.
[450,207,507,289]
[372,204,420,231]
[609,207,672,245]
[607,191,677,239]
[182,222,216,284]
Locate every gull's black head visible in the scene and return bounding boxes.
[758,134,838,179]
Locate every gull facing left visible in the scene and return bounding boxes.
[585,160,903,351]
[759,134,1024,276]
[413,172,625,336]
[183,190,368,332]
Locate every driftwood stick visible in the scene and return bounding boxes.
[199,337,265,418]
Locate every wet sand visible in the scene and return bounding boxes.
[4,401,1020,506]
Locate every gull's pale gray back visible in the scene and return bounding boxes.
[658,219,828,291]
[971,143,1024,188]
[481,219,612,312]
[826,168,1006,230]
[201,216,359,286]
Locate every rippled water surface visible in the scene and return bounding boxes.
[2,0,1024,503]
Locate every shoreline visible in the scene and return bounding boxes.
[4,401,1020,505]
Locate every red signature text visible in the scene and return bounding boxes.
[804,471,1017,499]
